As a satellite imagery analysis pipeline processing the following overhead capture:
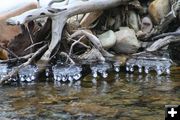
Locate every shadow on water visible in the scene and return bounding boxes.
[0,67,180,120]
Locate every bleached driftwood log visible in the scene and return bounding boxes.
[6,0,131,65]
[146,36,180,52]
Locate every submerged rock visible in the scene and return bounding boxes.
[148,0,170,24]
[113,27,140,54]
[64,102,118,118]
[98,30,116,50]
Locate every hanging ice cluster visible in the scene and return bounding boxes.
[90,62,112,78]
[18,65,38,82]
[112,61,121,72]
[0,64,8,80]
[126,52,172,75]
[52,64,82,82]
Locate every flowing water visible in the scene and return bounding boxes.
[0,65,179,120]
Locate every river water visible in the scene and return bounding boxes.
[0,67,179,120]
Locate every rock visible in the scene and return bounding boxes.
[98,30,116,49]
[128,10,139,32]
[141,16,153,33]
[113,27,140,54]
[136,16,153,38]
[0,48,8,60]
[148,0,170,24]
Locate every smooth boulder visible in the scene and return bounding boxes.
[98,30,116,50]
[148,0,170,24]
[113,27,140,54]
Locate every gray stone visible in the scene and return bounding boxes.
[98,30,116,49]
[113,27,140,54]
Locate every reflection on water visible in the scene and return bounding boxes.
[0,68,180,120]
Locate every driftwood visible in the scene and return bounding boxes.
[6,0,130,64]
[146,36,180,52]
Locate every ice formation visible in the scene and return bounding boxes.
[52,63,82,82]
[18,65,37,82]
[126,52,172,75]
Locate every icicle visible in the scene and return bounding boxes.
[157,69,162,75]
[57,76,61,81]
[54,75,57,81]
[68,76,73,81]
[165,68,170,74]
[145,66,149,74]
[156,66,162,75]
[26,77,31,82]
[126,66,130,71]
[73,73,81,80]
[92,70,98,78]
[31,75,35,80]
[45,69,49,77]
[102,71,108,78]
[113,62,120,72]
[20,76,25,82]
[130,65,134,72]
[138,65,142,73]
[114,66,120,72]
[62,76,67,82]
